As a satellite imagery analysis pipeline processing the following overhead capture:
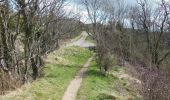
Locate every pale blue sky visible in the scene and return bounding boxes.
[64,0,168,23]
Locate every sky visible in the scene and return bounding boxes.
[63,1,88,22]
[63,0,169,23]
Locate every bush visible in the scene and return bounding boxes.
[139,67,170,100]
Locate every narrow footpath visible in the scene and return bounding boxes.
[62,56,94,100]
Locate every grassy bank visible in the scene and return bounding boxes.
[1,46,93,100]
[77,60,140,100]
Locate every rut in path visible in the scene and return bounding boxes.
[62,56,94,100]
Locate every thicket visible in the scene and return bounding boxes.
[80,0,170,99]
[0,0,82,94]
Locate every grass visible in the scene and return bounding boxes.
[77,60,140,100]
[1,46,93,100]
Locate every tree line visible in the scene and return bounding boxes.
[78,0,170,99]
[0,0,82,94]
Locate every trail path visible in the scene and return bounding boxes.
[62,56,94,100]
[62,31,95,100]
[66,31,95,48]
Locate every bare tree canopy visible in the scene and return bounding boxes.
[0,0,82,93]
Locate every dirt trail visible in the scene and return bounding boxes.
[62,56,94,100]
[65,31,95,48]
[62,31,95,100]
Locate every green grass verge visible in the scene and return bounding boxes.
[1,46,93,100]
[77,60,140,100]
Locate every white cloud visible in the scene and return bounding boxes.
[63,3,89,22]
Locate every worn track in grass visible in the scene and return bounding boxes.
[62,56,94,100]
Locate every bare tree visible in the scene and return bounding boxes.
[0,0,81,93]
